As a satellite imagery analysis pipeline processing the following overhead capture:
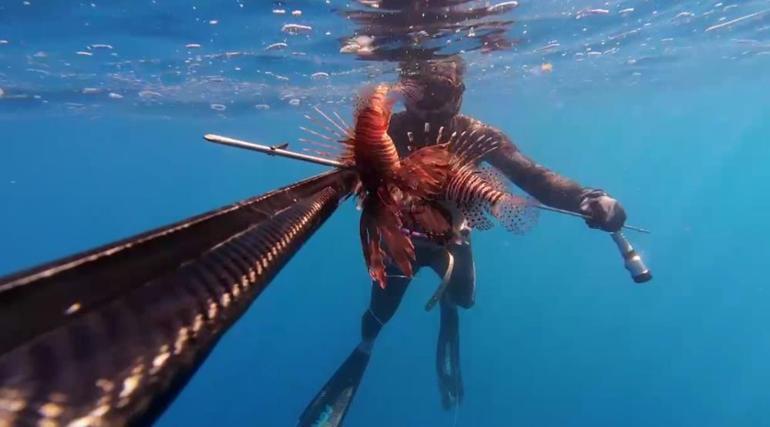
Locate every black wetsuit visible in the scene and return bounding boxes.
[298,108,617,427]
[361,111,591,407]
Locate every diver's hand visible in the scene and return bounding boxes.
[579,189,626,232]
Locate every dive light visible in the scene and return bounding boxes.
[611,232,652,283]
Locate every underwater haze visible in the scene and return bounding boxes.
[2,0,770,426]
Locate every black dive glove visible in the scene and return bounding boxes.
[578,189,627,232]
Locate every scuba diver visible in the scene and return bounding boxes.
[298,57,627,426]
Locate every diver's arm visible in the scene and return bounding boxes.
[470,119,627,231]
[475,122,586,211]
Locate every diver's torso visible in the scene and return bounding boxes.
[387,111,476,158]
[388,111,480,243]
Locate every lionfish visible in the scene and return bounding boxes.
[298,84,538,288]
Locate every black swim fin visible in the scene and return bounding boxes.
[298,347,371,427]
[437,302,464,410]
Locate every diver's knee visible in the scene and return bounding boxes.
[361,308,385,341]
[357,340,374,354]
[445,282,475,309]
[456,298,474,309]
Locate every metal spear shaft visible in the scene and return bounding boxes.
[204,133,652,283]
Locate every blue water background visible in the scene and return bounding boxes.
[2,1,770,426]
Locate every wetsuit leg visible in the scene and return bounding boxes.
[362,266,412,343]
[437,298,463,409]
[443,241,476,309]
[298,267,414,427]
[427,241,476,409]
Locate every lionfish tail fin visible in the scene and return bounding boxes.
[354,83,396,121]
[392,81,424,107]
[489,195,540,234]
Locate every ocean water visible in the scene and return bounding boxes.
[2,1,770,426]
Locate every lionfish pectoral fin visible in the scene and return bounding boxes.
[489,195,541,234]
[378,189,416,279]
[369,250,388,289]
[360,201,388,289]
[360,193,415,289]
[378,211,415,279]
[478,166,509,192]
[460,202,495,231]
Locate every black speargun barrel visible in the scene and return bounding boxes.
[0,169,356,426]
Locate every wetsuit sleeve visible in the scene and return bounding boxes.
[469,118,588,212]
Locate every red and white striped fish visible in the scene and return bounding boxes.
[298,84,538,288]
[394,126,540,236]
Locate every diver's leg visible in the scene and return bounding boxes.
[298,268,412,427]
[437,298,463,409]
[430,242,475,409]
[361,267,412,346]
[443,241,476,309]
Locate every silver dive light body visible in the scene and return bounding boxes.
[611,232,652,283]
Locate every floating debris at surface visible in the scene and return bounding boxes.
[139,90,162,98]
[265,42,288,51]
[534,42,560,53]
[576,8,610,19]
[282,24,312,35]
[488,1,518,13]
[705,10,769,32]
[340,36,374,55]
[674,11,696,20]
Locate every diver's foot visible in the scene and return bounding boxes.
[438,360,464,410]
[437,302,463,410]
[298,346,371,427]
[437,333,464,409]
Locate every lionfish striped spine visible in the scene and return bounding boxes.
[350,84,401,190]
[445,165,506,206]
[296,83,538,287]
[435,128,539,234]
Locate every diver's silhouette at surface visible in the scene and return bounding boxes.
[298,57,627,427]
